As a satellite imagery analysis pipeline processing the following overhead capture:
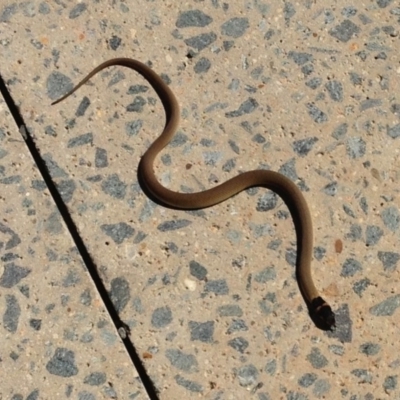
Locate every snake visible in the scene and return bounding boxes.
[52,58,335,330]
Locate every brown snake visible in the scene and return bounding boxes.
[52,58,335,330]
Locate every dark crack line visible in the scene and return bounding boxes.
[0,73,160,400]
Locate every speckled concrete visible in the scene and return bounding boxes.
[1,1,400,399]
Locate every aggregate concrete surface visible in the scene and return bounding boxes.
[1,1,400,399]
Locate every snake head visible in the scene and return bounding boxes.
[309,297,336,331]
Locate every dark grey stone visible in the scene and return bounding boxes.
[332,122,349,140]
[29,319,42,331]
[46,347,79,377]
[264,359,277,376]
[0,262,31,288]
[342,6,357,17]
[391,104,400,116]
[343,204,356,218]
[325,80,343,102]
[375,52,387,65]
[125,120,143,137]
[75,96,90,117]
[203,150,222,166]
[189,260,208,280]
[365,225,383,246]
[378,251,400,271]
[381,206,400,231]
[69,3,86,18]
[221,17,249,38]
[383,375,397,391]
[127,96,146,112]
[170,132,188,147]
[62,269,80,287]
[279,158,298,181]
[80,288,92,306]
[157,219,192,231]
[165,349,198,372]
[356,50,368,61]
[359,197,368,214]
[0,175,21,184]
[77,391,95,400]
[252,133,266,143]
[329,19,360,42]
[349,72,362,85]
[3,294,20,332]
[305,77,322,89]
[323,181,337,196]
[353,278,371,297]
[328,344,344,356]
[109,35,122,51]
[301,63,314,76]
[346,224,362,241]
[307,347,328,369]
[387,123,400,139]
[313,379,330,397]
[128,85,148,94]
[109,277,130,312]
[226,319,248,334]
[225,98,259,117]
[370,294,400,316]
[351,369,372,384]
[204,279,229,295]
[31,179,47,191]
[223,40,235,51]
[200,138,215,147]
[0,147,7,159]
[236,364,258,387]
[44,211,63,235]
[84,372,107,386]
[288,51,313,65]
[228,337,249,354]
[341,258,362,277]
[360,98,382,111]
[101,173,127,199]
[101,222,135,244]
[95,147,108,168]
[217,304,243,317]
[314,246,326,261]
[254,267,276,283]
[284,2,296,22]
[306,103,328,123]
[176,10,212,28]
[163,241,179,254]
[346,137,366,158]
[377,0,393,8]
[256,192,278,212]
[175,375,203,392]
[151,306,173,328]
[259,293,277,316]
[26,390,39,400]
[56,179,76,203]
[359,342,380,356]
[74,96,90,117]
[249,223,273,238]
[184,32,217,51]
[390,7,400,15]
[0,4,18,22]
[298,373,317,387]
[189,320,214,342]
[292,137,318,156]
[47,72,74,101]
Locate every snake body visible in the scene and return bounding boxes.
[52,58,335,330]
